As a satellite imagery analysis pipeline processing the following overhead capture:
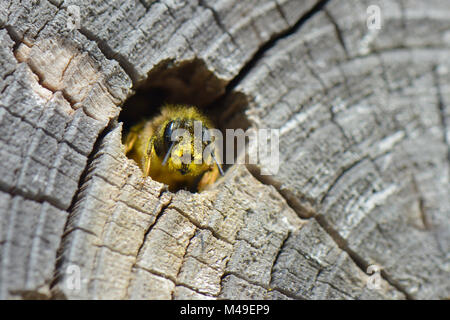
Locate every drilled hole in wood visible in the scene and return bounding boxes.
[119,58,252,191]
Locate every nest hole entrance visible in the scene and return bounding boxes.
[119,59,250,132]
[118,58,251,191]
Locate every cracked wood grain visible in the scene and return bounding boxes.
[234,0,450,299]
[0,0,449,300]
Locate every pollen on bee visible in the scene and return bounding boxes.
[122,104,222,192]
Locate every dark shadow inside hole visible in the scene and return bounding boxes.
[119,59,251,132]
[118,58,252,190]
[118,87,169,133]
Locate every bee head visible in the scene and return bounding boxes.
[153,109,224,177]
[153,119,202,175]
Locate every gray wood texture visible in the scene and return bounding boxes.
[0,0,448,299]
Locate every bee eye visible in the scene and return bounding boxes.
[163,121,175,149]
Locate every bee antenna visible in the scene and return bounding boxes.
[211,151,224,176]
[162,141,175,166]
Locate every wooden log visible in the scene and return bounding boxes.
[0,0,448,299]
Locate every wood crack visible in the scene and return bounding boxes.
[124,190,172,299]
[0,173,64,211]
[168,205,233,245]
[245,160,412,299]
[174,283,216,299]
[171,230,199,299]
[220,271,301,300]
[49,119,116,297]
[77,27,138,84]
[268,230,291,288]
[319,156,368,205]
[134,191,172,265]
[198,0,238,47]
[324,9,349,58]
[432,65,450,167]
[224,0,330,93]
[314,214,413,299]
[274,1,290,27]
[246,164,316,218]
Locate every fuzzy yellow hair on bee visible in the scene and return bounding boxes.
[124,105,223,192]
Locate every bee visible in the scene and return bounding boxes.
[124,105,224,192]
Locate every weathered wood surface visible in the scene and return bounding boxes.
[0,0,448,299]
